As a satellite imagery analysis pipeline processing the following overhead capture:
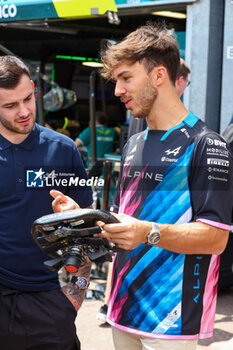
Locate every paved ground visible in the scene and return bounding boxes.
[75,282,233,350]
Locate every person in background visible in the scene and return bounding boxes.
[75,110,119,168]
[56,127,71,138]
[175,57,191,97]
[0,55,93,350]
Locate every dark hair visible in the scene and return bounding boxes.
[96,111,108,125]
[176,58,190,80]
[101,22,180,84]
[0,56,31,88]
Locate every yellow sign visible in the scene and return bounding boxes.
[54,0,117,18]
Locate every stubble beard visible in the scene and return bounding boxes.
[0,114,35,136]
[132,80,158,119]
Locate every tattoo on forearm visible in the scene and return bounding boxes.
[62,259,92,311]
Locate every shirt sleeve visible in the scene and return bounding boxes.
[189,132,233,230]
[77,127,91,147]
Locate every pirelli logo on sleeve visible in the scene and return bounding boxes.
[207,158,229,167]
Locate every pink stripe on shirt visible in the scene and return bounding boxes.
[107,320,200,340]
[199,255,220,339]
[197,218,231,231]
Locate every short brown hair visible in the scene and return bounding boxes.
[0,55,30,88]
[176,58,190,80]
[101,22,180,84]
[96,111,108,125]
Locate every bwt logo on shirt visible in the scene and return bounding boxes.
[26,168,45,187]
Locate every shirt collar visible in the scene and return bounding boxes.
[0,123,39,151]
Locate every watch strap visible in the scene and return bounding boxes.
[147,222,160,245]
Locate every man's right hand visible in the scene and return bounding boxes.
[50,190,80,212]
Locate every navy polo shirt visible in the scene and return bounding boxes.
[0,123,93,291]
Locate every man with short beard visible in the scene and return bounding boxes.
[52,23,233,350]
[94,23,233,350]
[0,56,93,350]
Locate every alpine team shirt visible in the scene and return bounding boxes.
[108,112,233,339]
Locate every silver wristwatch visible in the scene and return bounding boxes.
[71,276,89,289]
[147,222,161,245]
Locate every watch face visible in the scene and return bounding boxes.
[77,277,88,289]
[148,231,160,244]
[148,223,160,245]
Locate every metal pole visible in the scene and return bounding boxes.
[0,44,16,56]
[36,65,45,126]
[89,70,96,166]
[100,75,106,114]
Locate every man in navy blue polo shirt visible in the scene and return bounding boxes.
[0,56,93,350]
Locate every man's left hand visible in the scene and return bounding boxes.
[95,213,151,250]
